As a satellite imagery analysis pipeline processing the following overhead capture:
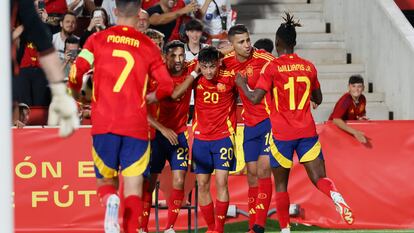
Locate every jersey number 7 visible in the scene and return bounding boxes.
[112,49,135,92]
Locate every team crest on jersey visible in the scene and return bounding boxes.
[246,65,254,77]
[217,83,226,92]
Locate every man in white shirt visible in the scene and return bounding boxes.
[101,0,117,25]
[197,0,231,38]
[52,12,78,60]
[184,19,208,62]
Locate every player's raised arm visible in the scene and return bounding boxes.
[148,56,174,101]
[171,62,200,100]
[235,72,266,105]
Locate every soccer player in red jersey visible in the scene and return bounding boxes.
[236,13,354,233]
[191,46,237,233]
[222,24,275,232]
[141,40,198,233]
[68,0,173,232]
[329,75,368,143]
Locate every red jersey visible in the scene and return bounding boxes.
[329,93,366,120]
[147,76,160,140]
[193,69,237,141]
[222,49,275,126]
[158,61,196,134]
[256,54,320,140]
[69,25,173,140]
[45,0,67,14]
[19,42,41,68]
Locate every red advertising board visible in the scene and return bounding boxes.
[13,121,414,232]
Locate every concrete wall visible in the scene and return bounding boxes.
[324,0,414,119]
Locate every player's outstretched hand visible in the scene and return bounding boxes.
[160,127,178,146]
[48,83,80,137]
[235,72,247,88]
[353,130,367,144]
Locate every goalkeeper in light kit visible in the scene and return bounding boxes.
[68,0,173,232]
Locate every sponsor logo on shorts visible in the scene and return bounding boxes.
[180,161,188,167]
[217,215,226,220]
[222,161,230,167]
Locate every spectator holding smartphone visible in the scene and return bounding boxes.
[52,11,78,60]
[61,36,80,78]
[197,0,232,40]
[79,7,110,47]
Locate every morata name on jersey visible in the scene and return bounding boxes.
[277,64,311,73]
[107,35,140,48]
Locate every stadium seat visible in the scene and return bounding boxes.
[26,106,48,126]
[154,167,198,233]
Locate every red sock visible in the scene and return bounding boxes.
[215,200,229,233]
[200,202,215,231]
[275,192,290,229]
[317,177,338,198]
[97,185,117,205]
[255,178,272,228]
[123,195,142,233]
[248,186,258,229]
[141,190,152,232]
[165,188,184,230]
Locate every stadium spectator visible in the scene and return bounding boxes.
[68,0,174,231]
[254,38,274,54]
[79,7,110,47]
[12,103,30,128]
[13,0,79,137]
[136,9,150,32]
[101,0,117,25]
[44,0,68,33]
[237,13,354,233]
[329,75,368,144]
[61,36,80,78]
[52,11,78,60]
[197,0,231,40]
[144,29,165,49]
[183,19,208,61]
[147,0,198,43]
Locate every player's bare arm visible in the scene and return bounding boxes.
[236,72,266,105]
[147,114,179,145]
[310,88,323,109]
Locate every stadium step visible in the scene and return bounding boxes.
[250,33,344,44]
[296,48,347,64]
[315,64,365,73]
[236,11,323,20]
[233,2,323,13]
[239,18,326,34]
[233,0,323,4]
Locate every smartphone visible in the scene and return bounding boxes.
[93,10,103,18]
[69,49,79,59]
[38,0,45,10]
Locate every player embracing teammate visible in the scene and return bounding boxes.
[236,13,354,233]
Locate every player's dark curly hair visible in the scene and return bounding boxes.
[164,40,185,54]
[198,46,220,63]
[276,12,302,47]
